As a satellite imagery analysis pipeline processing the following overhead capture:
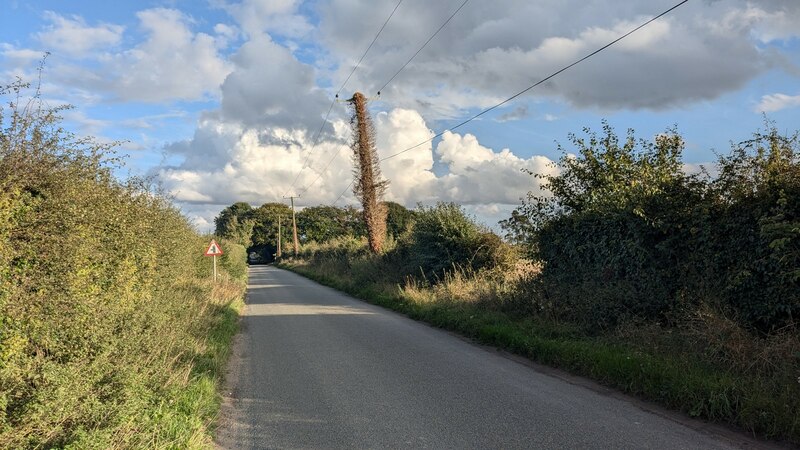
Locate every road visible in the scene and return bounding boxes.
[215,265,762,449]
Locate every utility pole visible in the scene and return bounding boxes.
[348,92,388,254]
[283,195,300,256]
[276,215,282,259]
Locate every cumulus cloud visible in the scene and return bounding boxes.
[36,11,123,57]
[216,0,312,38]
[159,116,354,205]
[159,106,552,233]
[5,8,233,104]
[756,93,800,113]
[106,8,232,102]
[433,131,555,205]
[318,0,797,115]
[218,34,331,129]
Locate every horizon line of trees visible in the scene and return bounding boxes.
[214,200,415,260]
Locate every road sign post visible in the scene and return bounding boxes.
[204,239,224,281]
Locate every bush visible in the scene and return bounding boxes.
[398,203,509,280]
[506,121,799,332]
[219,239,248,282]
[0,77,244,448]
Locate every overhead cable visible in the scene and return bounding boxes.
[332,0,690,205]
[282,0,405,198]
[376,0,471,96]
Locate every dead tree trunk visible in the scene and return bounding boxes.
[349,92,388,254]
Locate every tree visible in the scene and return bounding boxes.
[342,205,367,237]
[503,120,687,249]
[502,122,694,327]
[214,202,254,247]
[384,201,415,239]
[403,202,505,280]
[296,205,349,243]
[250,202,292,260]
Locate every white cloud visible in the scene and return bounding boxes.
[718,3,800,43]
[318,0,793,115]
[36,11,124,57]
[218,34,330,129]
[373,108,437,204]
[756,93,800,113]
[7,8,234,104]
[217,0,312,38]
[159,115,354,205]
[0,44,45,68]
[433,131,555,205]
[107,8,233,102]
[160,107,552,232]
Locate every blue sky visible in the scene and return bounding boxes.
[2,0,799,230]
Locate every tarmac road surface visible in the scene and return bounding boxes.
[215,265,771,449]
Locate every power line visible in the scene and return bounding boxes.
[282,0,405,198]
[332,0,690,206]
[282,100,335,198]
[297,143,350,197]
[338,0,405,98]
[376,0,470,96]
[379,0,689,163]
[332,178,355,206]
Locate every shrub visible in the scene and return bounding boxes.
[399,203,509,280]
[0,77,243,448]
[219,239,248,282]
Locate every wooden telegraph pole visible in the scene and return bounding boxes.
[276,215,282,259]
[283,196,300,256]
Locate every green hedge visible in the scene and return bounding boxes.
[0,78,244,448]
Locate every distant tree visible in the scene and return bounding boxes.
[250,202,292,249]
[297,205,349,243]
[384,201,415,239]
[214,202,254,247]
[342,205,367,237]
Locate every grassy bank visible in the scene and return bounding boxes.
[279,239,799,446]
[0,79,246,448]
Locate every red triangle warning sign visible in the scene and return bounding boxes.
[204,239,224,256]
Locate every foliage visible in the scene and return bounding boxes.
[504,120,799,332]
[707,127,800,330]
[296,205,354,243]
[214,202,254,248]
[384,201,415,239]
[219,239,248,282]
[399,202,511,280]
[249,202,292,260]
[0,77,245,448]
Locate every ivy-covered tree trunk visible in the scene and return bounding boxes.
[349,92,388,254]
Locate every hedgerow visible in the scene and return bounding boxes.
[0,78,244,448]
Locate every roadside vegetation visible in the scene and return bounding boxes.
[0,78,246,448]
[215,120,800,444]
